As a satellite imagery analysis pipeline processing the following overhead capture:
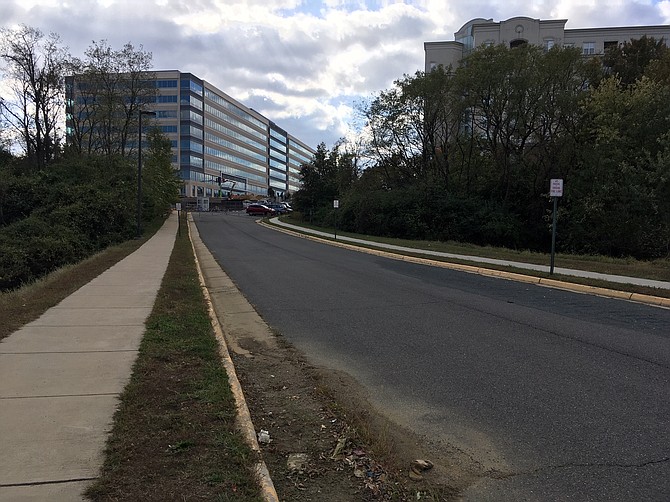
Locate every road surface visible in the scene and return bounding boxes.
[193,212,670,501]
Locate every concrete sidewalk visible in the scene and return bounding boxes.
[269,218,670,291]
[0,213,177,501]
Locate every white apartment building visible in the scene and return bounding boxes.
[425,16,670,71]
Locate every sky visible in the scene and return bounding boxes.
[1,0,670,149]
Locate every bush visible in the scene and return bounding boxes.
[0,243,30,290]
[0,216,88,290]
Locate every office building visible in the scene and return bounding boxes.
[67,70,314,201]
[425,17,670,71]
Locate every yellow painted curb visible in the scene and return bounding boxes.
[261,220,668,309]
[188,215,279,502]
[630,293,667,306]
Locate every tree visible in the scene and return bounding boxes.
[141,128,180,220]
[604,35,669,87]
[67,40,155,157]
[331,137,362,194]
[293,143,340,217]
[453,45,587,202]
[565,76,670,257]
[0,25,69,169]
[646,50,670,85]
[363,67,459,190]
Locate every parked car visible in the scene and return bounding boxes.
[265,203,290,214]
[246,204,276,216]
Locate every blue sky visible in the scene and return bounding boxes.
[1,0,669,148]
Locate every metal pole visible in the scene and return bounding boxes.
[550,196,558,275]
[137,111,142,238]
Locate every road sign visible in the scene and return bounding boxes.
[549,179,563,274]
[333,199,339,208]
[550,179,564,197]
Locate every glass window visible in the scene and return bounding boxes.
[180,124,204,138]
[180,154,203,167]
[269,158,286,169]
[181,79,203,95]
[204,104,267,141]
[604,41,618,51]
[583,42,596,55]
[289,140,313,157]
[156,110,178,118]
[270,138,286,152]
[270,128,287,142]
[180,139,203,154]
[205,160,267,184]
[204,90,266,130]
[156,79,178,88]
[205,118,266,151]
[180,92,203,110]
[204,145,267,173]
[270,149,286,162]
[180,109,203,122]
[269,179,286,190]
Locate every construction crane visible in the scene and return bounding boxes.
[217,177,237,198]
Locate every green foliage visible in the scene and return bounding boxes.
[0,216,87,290]
[300,41,670,259]
[292,143,342,215]
[0,163,41,226]
[604,35,670,87]
[563,77,670,257]
[336,186,524,247]
[0,143,179,290]
[142,128,180,220]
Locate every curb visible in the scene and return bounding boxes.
[260,220,670,309]
[187,215,280,502]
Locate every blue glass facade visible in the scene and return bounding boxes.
[148,70,314,200]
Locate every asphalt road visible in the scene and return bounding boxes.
[193,212,670,501]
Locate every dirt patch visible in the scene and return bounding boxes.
[230,333,474,501]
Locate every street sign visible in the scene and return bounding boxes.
[333,199,339,208]
[175,203,182,211]
[550,179,564,197]
[549,179,563,274]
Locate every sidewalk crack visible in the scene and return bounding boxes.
[0,477,97,488]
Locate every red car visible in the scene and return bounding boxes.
[246,204,277,216]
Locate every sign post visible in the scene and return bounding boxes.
[549,179,563,275]
[333,200,339,240]
[176,202,182,236]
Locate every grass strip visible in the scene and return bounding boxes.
[277,216,670,298]
[85,216,262,501]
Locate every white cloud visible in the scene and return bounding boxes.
[1,0,668,147]
[657,1,670,22]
